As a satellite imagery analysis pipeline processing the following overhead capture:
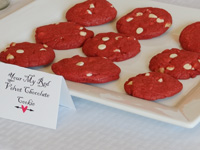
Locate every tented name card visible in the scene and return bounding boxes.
[0,62,75,129]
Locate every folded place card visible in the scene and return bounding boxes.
[0,62,75,129]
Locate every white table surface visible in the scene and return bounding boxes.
[1,0,200,150]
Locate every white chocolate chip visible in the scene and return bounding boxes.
[169,53,178,58]
[159,67,165,73]
[127,81,133,85]
[80,31,87,36]
[158,78,163,83]
[76,62,84,66]
[126,17,134,22]
[79,26,84,30]
[145,73,150,76]
[113,49,121,53]
[43,44,48,48]
[165,23,171,28]
[136,12,143,16]
[183,64,192,70]
[89,3,95,8]
[87,9,92,14]
[40,48,46,51]
[198,59,200,63]
[98,44,106,50]
[11,42,16,46]
[156,18,164,23]
[149,14,157,18]
[115,36,122,40]
[6,54,14,60]
[86,73,92,77]
[16,49,24,53]
[102,37,110,41]
[166,66,175,71]
[136,27,143,34]
[146,9,151,13]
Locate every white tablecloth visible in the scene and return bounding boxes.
[1,0,200,150]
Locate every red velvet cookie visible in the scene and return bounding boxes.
[66,0,117,26]
[149,48,200,79]
[179,22,200,52]
[82,32,141,62]
[51,55,121,83]
[116,7,172,39]
[35,22,94,50]
[124,72,183,100]
[0,42,55,67]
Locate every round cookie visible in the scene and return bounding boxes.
[35,22,94,50]
[0,42,55,67]
[51,55,121,83]
[66,0,117,26]
[124,72,183,100]
[149,48,200,79]
[179,22,200,52]
[82,32,141,62]
[116,7,172,39]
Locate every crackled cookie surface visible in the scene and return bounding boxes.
[124,72,183,100]
[66,0,117,26]
[35,22,94,50]
[82,32,141,62]
[116,7,172,39]
[51,55,121,83]
[0,42,55,67]
[149,48,200,79]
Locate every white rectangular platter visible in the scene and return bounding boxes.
[1,0,200,128]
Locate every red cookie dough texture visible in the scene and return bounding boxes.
[116,7,172,39]
[124,72,183,101]
[51,55,121,83]
[149,48,200,79]
[179,22,200,52]
[82,32,141,62]
[66,0,117,26]
[35,22,94,50]
[0,42,55,67]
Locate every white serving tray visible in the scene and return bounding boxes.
[0,0,34,19]
[1,0,200,128]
